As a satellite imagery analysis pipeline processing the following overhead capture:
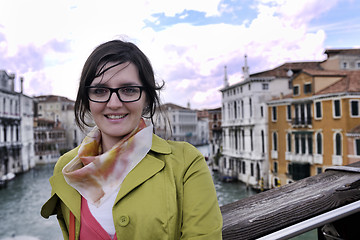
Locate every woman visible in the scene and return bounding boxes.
[41,40,222,240]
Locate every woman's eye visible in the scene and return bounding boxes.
[93,88,108,95]
[121,87,139,95]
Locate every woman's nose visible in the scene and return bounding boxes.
[106,92,123,108]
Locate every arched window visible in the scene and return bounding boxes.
[335,133,342,156]
[316,132,322,154]
[273,132,278,151]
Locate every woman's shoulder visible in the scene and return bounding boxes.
[53,146,80,174]
[152,134,200,155]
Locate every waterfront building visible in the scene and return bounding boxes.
[219,49,360,189]
[0,71,21,179]
[208,107,222,159]
[19,77,35,171]
[34,95,84,153]
[154,103,198,145]
[219,57,313,187]
[0,71,35,180]
[33,118,67,163]
[196,116,209,146]
[267,69,360,187]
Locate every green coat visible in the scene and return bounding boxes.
[41,134,223,239]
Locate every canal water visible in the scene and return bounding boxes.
[0,155,316,239]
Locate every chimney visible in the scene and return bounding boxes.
[20,77,24,93]
[224,65,229,87]
[9,73,15,91]
[242,55,250,80]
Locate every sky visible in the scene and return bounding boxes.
[0,0,359,110]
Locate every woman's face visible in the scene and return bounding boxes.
[89,62,147,150]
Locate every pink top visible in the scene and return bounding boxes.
[80,197,118,240]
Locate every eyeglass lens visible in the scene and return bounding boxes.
[87,86,142,103]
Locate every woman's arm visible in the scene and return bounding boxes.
[181,144,223,239]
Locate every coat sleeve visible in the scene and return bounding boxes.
[180,143,223,240]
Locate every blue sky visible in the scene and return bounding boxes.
[0,0,359,109]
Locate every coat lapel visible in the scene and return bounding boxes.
[50,172,81,220]
[114,134,171,204]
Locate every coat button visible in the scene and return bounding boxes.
[119,215,130,227]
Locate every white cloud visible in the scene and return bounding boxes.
[144,0,222,16]
[0,0,355,110]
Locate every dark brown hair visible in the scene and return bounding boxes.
[74,39,164,130]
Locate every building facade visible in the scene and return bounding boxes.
[19,91,35,171]
[34,118,67,163]
[220,49,360,189]
[154,103,198,145]
[267,69,360,187]
[34,95,84,152]
[219,58,300,187]
[0,71,35,181]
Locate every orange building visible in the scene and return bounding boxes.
[268,70,360,187]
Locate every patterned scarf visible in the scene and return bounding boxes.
[62,118,153,207]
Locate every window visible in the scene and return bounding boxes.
[350,100,359,117]
[316,167,322,175]
[315,101,322,119]
[308,134,313,154]
[241,100,244,118]
[242,161,246,174]
[334,133,342,156]
[273,162,278,173]
[357,61,360,69]
[260,106,264,117]
[333,99,341,118]
[342,61,348,69]
[235,130,238,150]
[301,134,306,154]
[304,83,312,94]
[250,129,253,151]
[262,83,269,90]
[234,101,237,119]
[273,132,278,151]
[249,98,252,117]
[3,126,6,142]
[316,133,322,155]
[356,139,360,156]
[295,134,300,154]
[242,130,245,150]
[293,85,300,96]
[286,105,292,121]
[287,133,292,152]
[272,106,277,121]
[261,130,265,153]
[251,163,254,176]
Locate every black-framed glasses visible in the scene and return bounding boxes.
[86,86,144,103]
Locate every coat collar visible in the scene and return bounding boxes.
[150,134,171,154]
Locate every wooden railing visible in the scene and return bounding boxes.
[220,161,360,239]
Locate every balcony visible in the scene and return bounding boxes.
[287,153,314,164]
[292,117,312,127]
[314,154,323,164]
[271,150,278,159]
[332,155,343,166]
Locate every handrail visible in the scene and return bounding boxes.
[220,161,360,239]
[257,199,360,240]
